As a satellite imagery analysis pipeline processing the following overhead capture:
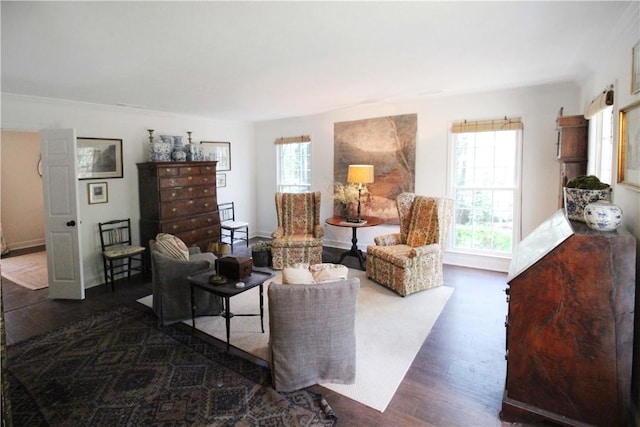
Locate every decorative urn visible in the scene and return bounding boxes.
[583,200,622,231]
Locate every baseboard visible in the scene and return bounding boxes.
[4,239,46,251]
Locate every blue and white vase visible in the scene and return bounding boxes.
[563,187,612,222]
[149,142,172,161]
[584,200,622,231]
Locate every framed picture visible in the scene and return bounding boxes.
[617,100,640,190]
[216,173,227,188]
[201,141,231,171]
[633,40,640,94]
[88,182,108,204]
[77,137,123,180]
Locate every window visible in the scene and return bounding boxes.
[276,135,311,192]
[450,119,522,254]
[587,105,614,184]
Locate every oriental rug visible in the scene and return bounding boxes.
[6,306,336,426]
[0,251,48,290]
[138,268,453,412]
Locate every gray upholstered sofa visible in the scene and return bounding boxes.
[268,277,360,391]
[149,240,222,326]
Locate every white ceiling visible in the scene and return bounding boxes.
[1,1,630,122]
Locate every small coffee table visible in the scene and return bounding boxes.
[187,269,274,352]
[326,216,383,270]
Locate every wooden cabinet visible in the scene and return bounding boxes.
[501,210,636,426]
[137,161,221,263]
[556,114,588,207]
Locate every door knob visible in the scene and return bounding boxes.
[66,220,76,227]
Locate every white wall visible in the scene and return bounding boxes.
[254,82,581,271]
[1,94,255,289]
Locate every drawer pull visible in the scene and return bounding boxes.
[172,208,177,212]
[172,225,178,230]
[203,178,209,182]
[207,218,212,222]
[165,168,171,172]
[203,189,209,193]
[171,192,176,197]
[204,203,209,207]
[188,187,194,192]
[188,176,193,180]
[208,230,213,234]
[188,200,194,205]
[186,167,192,172]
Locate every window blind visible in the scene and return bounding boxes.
[584,85,614,120]
[451,117,522,133]
[274,135,311,145]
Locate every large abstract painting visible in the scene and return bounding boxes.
[334,114,417,223]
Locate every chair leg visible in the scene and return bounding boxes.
[230,230,235,252]
[245,226,249,247]
[103,258,109,288]
[109,260,115,291]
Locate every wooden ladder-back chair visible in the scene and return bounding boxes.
[218,202,249,251]
[98,218,145,291]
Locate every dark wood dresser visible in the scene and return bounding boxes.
[137,161,221,263]
[501,210,636,426]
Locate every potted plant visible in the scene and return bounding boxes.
[563,175,611,222]
[251,241,272,267]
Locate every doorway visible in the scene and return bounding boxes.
[0,130,46,267]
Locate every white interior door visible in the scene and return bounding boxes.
[40,129,84,299]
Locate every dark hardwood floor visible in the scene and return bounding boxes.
[1,243,524,426]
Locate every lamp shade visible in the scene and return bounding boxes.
[347,165,374,184]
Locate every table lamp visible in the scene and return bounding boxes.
[347,164,374,223]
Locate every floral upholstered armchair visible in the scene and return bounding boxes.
[366,193,454,296]
[271,192,324,269]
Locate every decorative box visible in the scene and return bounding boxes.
[215,256,253,280]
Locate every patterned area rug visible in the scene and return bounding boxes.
[0,251,48,290]
[7,306,336,426]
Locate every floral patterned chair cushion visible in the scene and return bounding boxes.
[366,193,453,296]
[271,192,324,269]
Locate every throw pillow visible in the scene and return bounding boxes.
[310,263,348,283]
[154,233,189,260]
[406,197,440,247]
[282,265,315,284]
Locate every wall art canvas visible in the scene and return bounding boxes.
[334,114,417,223]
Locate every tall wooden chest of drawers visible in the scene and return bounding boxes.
[137,161,221,263]
[501,210,636,426]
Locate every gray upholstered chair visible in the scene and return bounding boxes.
[268,278,360,391]
[149,240,222,326]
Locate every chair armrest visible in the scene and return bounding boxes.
[151,250,220,325]
[410,243,441,258]
[188,246,202,255]
[313,225,324,238]
[374,233,401,246]
[271,227,284,239]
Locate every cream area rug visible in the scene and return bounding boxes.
[138,268,453,412]
[0,251,48,290]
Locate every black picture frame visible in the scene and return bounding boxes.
[201,141,231,171]
[88,182,108,204]
[77,137,123,180]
